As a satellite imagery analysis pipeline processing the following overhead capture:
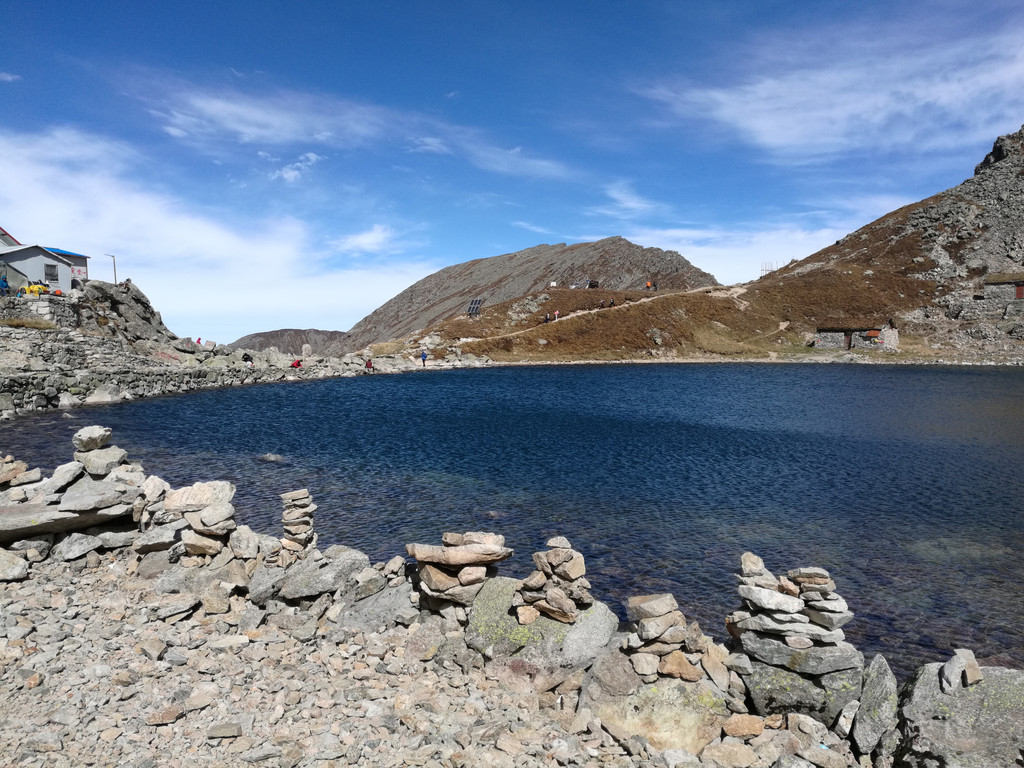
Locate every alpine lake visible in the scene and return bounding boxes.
[3,362,1022,679]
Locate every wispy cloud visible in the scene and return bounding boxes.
[329,224,406,256]
[406,136,452,154]
[270,152,325,182]
[589,181,667,219]
[159,89,389,146]
[512,221,559,235]
[0,72,21,83]
[146,80,572,179]
[639,27,1024,159]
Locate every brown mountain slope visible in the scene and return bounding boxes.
[419,125,1024,363]
[341,236,718,353]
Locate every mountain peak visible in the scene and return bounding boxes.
[975,123,1024,174]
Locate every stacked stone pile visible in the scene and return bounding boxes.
[726,552,865,725]
[512,536,593,624]
[279,488,317,562]
[619,593,743,705]
[406,532,512,618]
[0,426,146,546]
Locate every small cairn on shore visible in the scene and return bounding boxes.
[726,551,864,723]
[620,593,735,694]
[406,531,512,621]
[512,535,593,624]
[279,488,317,565]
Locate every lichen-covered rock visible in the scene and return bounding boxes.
[895,662,1024,768]
[465,576,617,689]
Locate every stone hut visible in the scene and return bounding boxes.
[980,272,1024,318]
[813,319,899,350]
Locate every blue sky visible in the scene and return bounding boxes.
[2,1,1023,343]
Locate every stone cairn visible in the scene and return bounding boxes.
[406,531,512,622]
[726,551,864,722]
[512,536,593,624]
[620,593,740,701]
[279,488,317,565]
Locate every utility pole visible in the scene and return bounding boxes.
[105,254,118,284]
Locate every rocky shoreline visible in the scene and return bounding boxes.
[0,282,489,421]
[2,427,1022,768]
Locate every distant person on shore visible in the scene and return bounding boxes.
[366,358,373,373]
[0,275,8,296]
[420,350,427,367]
[241,352,253,368]
[544,313,550,323]
[290,359,302,368]
[554,310,559,321]
[599,299,605,309]
[610,298,615,307]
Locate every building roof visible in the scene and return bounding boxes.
[816,318,897,331]
[0,225,20,247]
[44,247,90,260]
[0,244,76,266]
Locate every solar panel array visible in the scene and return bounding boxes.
[467,298,483,316]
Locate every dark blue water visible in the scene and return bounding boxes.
[3,363,1022,678]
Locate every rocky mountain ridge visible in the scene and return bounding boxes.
[340,236,718,353]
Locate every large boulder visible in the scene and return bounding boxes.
[278,546,370,600]
[851,654,898,756]
[465,576,618,691]
[578,648,730,754]
[895,662,1024,767]
[0,548,29,581]
[743,660,862,725]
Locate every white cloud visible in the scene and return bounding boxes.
[406,136,452,154]
[0,73,21,82]
[625,224,850,286]
[329,224,404,255]
[0,127,433,341]
[147,81,573,179]
[512,221,559,235]
[589,181,666,219]
[640,28,1024,159]
[156,88,390,147]
[270,152,325,182]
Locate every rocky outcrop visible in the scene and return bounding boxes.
[0,279,491,420]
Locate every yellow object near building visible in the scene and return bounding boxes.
[25,283,49,296]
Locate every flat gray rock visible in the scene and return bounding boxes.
[74,446,128,476]
[72,425,112,451]
[58,479,124,512]
[278,548,370,600]
[52,532,104,561]
[336,582,416,633]
[740,631,863,675]
[0,547,30,580]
